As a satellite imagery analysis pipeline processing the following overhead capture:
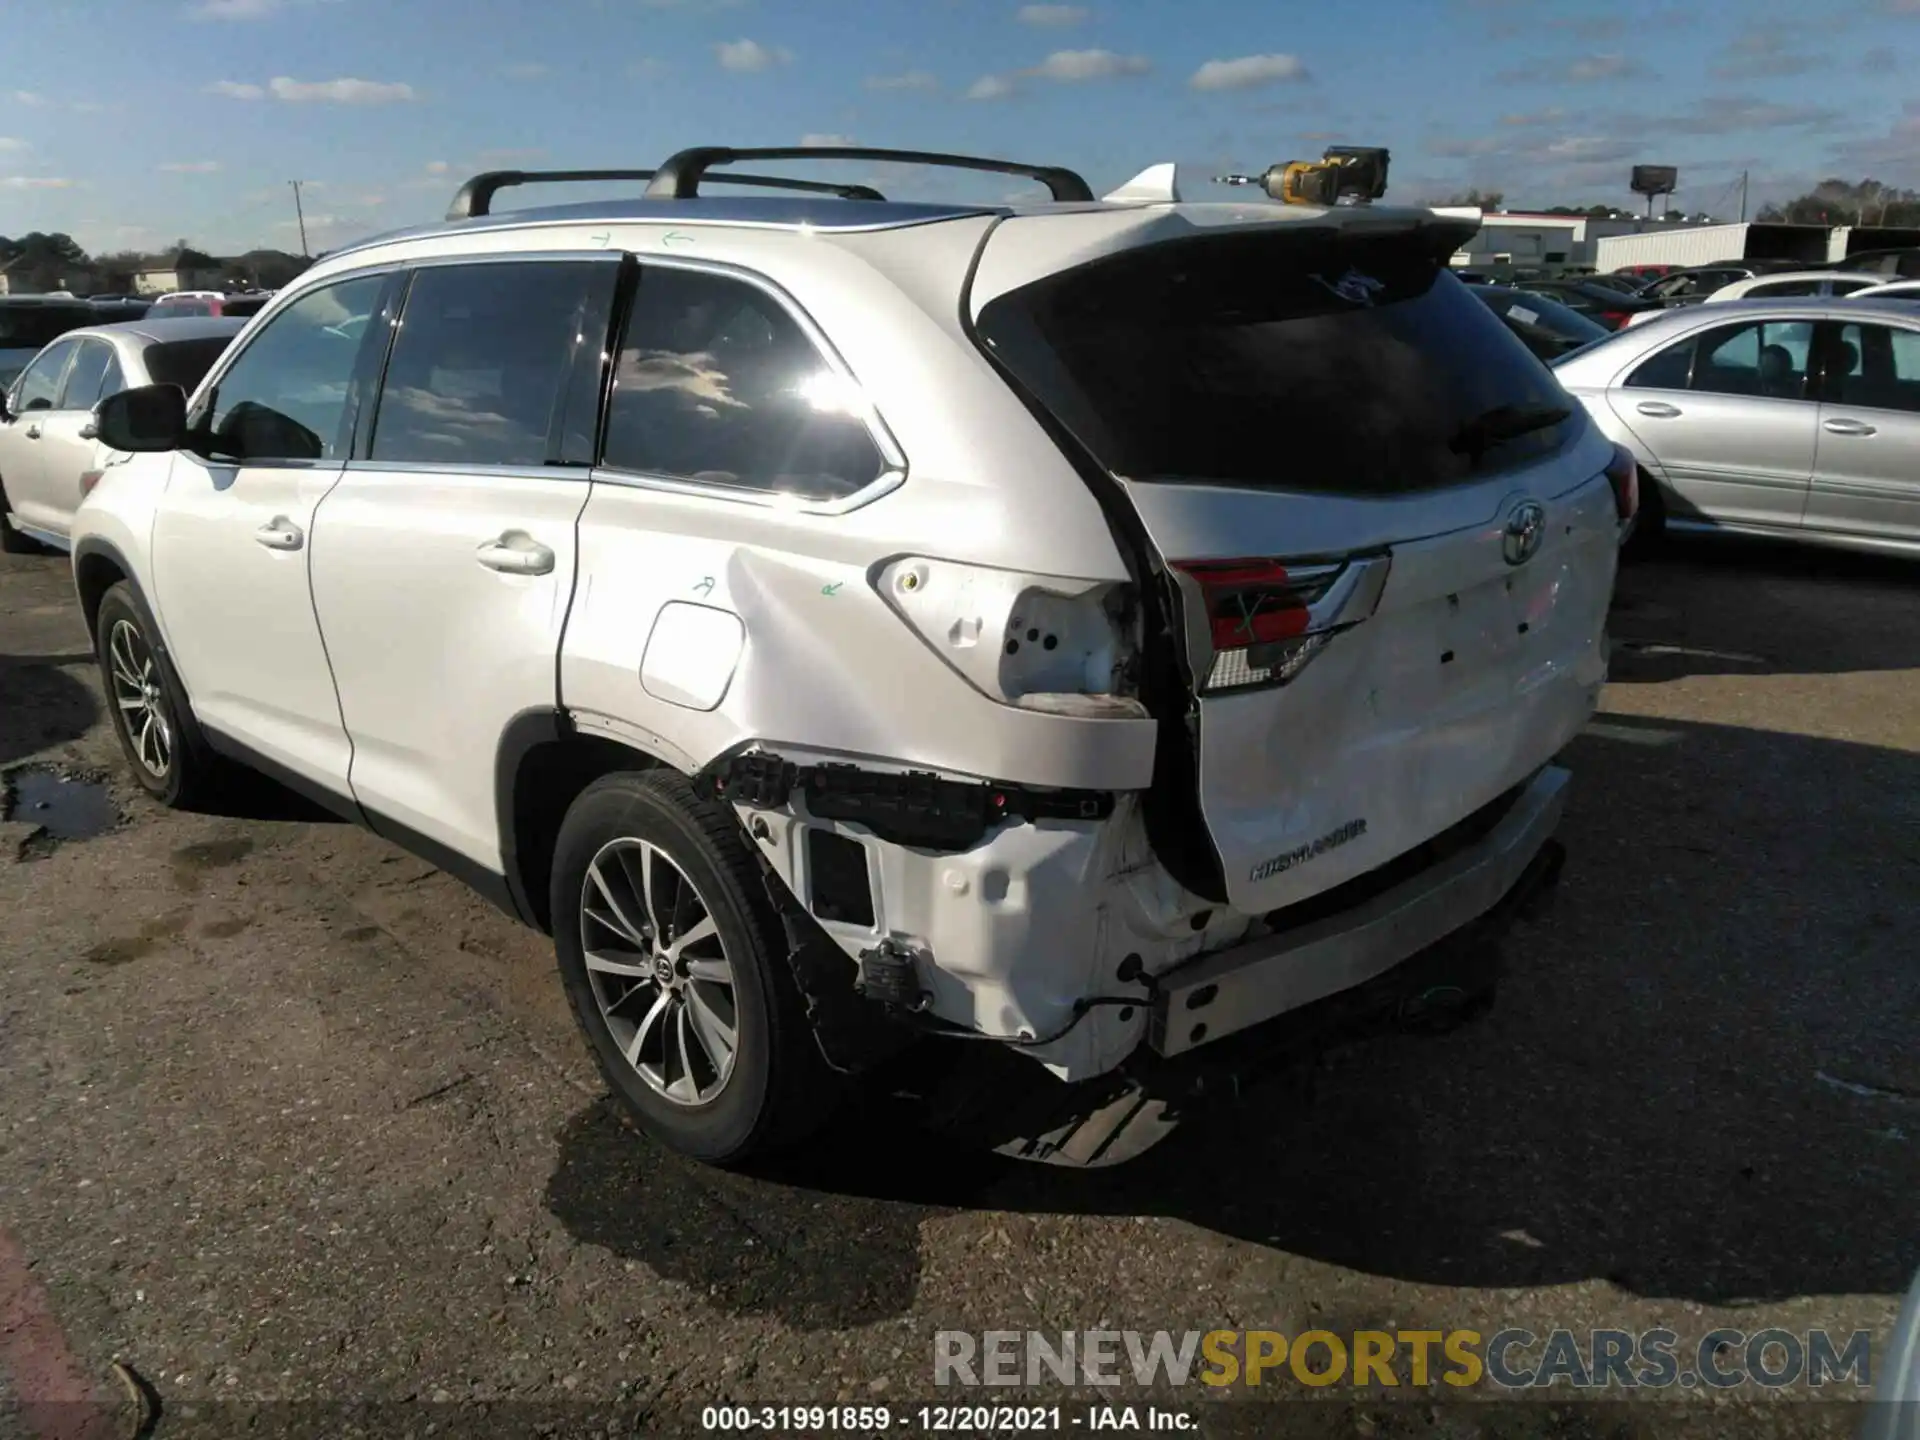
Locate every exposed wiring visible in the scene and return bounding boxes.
[901,992,1153,1048]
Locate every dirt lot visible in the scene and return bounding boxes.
[1,536,1915,1440]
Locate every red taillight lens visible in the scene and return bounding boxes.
[1175,558,1313,650]
[1171,555,1386,694]
[1604,442,1639,527]
[1600,311,1629,328]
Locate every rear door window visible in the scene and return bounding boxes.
[1825,323,1920,413]
[600,266,889,502]
[975,230,1574,494]
[368,260,617,468]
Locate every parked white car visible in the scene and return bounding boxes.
[69,146,1629,1168]
[1701,271,1884,304]
[0,317,242,552]
[1848,279,1920,302]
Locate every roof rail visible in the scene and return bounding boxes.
[446,167,887,220]
[643,146,1096,204]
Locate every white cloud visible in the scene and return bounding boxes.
[205,80,266,99]
[1188,53,1307,91]
[1565,52,1637,81]
[865,69,939,92]
[189,0,281,16]
[800,133,856,147]
[715,39,792,72]
[12,91,45,106]
[1,176,73,189]
[159,160,222,172]
[967,74,1018,101]
[501,62,549,79]
[425,159,449,174]
[1028,48,1148,81]
[0,137,28,151]
[267,76,417,103]
[1017,3,1088,23]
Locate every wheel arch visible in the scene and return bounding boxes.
[72,537,175,670]
[497,709,674,933]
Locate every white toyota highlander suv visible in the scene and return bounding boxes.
[70,145,1634,1169]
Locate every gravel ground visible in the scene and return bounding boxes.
[0,535,1915,1440]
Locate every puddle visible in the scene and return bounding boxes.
[2,768,120,851]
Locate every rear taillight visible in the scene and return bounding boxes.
[1604,442,1639,529]
[1599,311,1629,328]
[1171,555,1390,695]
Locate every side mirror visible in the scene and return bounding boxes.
[95,383,188,453]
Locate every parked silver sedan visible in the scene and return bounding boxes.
[0,316,242,552]
[1552,297,1920,558]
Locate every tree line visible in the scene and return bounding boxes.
[1,232,311,294]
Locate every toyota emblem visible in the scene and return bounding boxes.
[1502,498,1546,567]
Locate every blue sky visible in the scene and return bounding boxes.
[3,0,1918,257]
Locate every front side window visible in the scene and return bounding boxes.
[369,261,615,468]
[1691,321,1813,399]
[204,274,385,463]
[600,266,888,502]
[11,338,77,412]
[59,339,115,410]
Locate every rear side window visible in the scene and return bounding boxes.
[143,337,232,393]
[600,266,888,502]
[975,230,1574,493]
[370,261,617,468]
[10,338,77,412]
[1827,323,1920,413]
[1628,321,1813,397]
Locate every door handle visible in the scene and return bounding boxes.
[254,517,304,551]
[476,532,555,576]
[24,422,41,439]
[1822,418,1877,437]
[1635,402,1682,418]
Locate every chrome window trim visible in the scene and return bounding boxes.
[339,459,595,483]
[591,252,908,516]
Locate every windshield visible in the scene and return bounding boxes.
[975,229,1575,494]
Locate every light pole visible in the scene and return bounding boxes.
[289,179,310,257]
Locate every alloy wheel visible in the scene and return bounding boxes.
[107,619,172,779]
[579,838,739,1106]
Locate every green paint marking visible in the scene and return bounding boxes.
[693,576,715,596]
[821,582,843,596]
[660,231,695,248]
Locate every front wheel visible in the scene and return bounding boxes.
[550,769,839,1165]
[93,581,220,807]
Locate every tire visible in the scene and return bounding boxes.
[0,478,45,554]
[550,769,840,1165]
[1624,470,1666,557]
[93,581,221,808]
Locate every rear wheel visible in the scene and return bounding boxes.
[93,582,221,807]
[550,770,839,1165]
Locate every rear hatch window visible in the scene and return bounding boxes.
[144,336,235,391]
[975,228,1576,495]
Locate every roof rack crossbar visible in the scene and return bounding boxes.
[447,167,887,220]
[642,146,1096,204]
